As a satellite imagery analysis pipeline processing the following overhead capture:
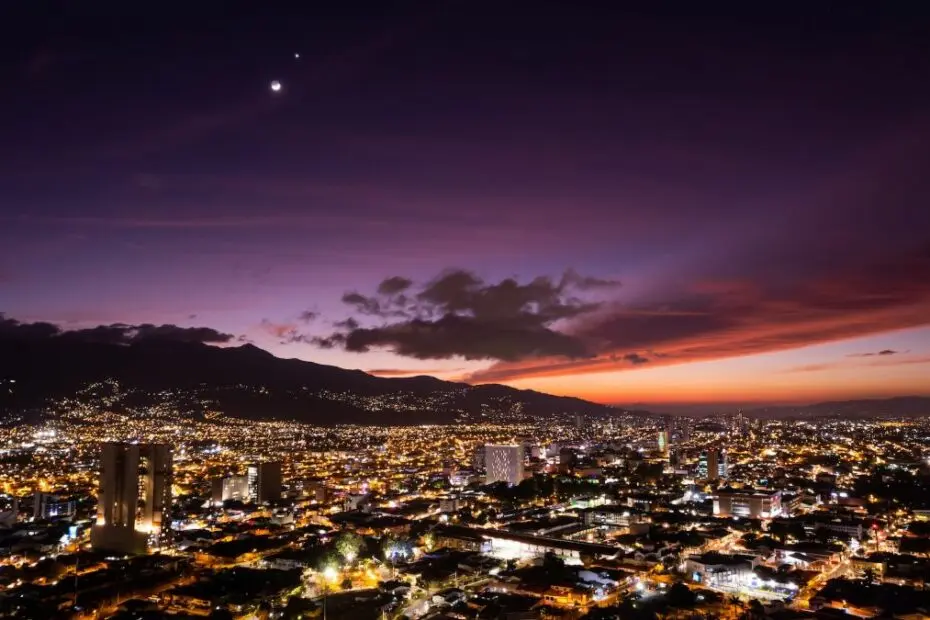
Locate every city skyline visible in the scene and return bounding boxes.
[2,4,930,406]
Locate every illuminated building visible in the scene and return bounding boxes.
[657,430,669,453]
[211,475,250,504]
[678,417,692,443]
[33,492,76,520]
[714,489,782,518]
[91,442,172,554]
[247,461,282,503]
[484,444,524,485]
[698,449,728,481]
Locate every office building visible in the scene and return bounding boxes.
[657,430,669,454]
[91,442,172,554]
[33,492,76,520]
[698,449,728,482]
[678,417,692,443]
[484,444,524,485]
[211,475,250,504]
[714,489,782,519]
[247,462,282,503]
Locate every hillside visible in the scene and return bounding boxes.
[0,337,615,424]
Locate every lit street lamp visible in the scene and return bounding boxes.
[322,565,338,620]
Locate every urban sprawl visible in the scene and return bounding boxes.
[2,385,930,619]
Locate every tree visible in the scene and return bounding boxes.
[335,531,363,564]
[666,582,696,608]
[421,532,436,552]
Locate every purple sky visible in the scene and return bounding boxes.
[2,4,930,406]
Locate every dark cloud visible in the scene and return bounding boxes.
[470,243,930,382]
[313,269,615,361]
[341,292,384,316]
[342,314,589,361]
[560,269,622,290]
[376,276,413,295]
[310,333,345,349]
[848,349,900,357]
[0,313,234,345]
[622,353,650,365]
[0,314,60,340]
[333,317,360,330]
[298,310,319,323]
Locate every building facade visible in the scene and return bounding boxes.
[91,442,172,554]
[484,444,524,485]
[247,462,282,503]
[714,489,782,519]
[698,449,728,481]
[211,475,250,504]
[33,492,76,520]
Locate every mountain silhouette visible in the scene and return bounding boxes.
[0,337,615,424]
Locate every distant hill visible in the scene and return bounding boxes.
[0,337,616,424]
[748,396,930,419]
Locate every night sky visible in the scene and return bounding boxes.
[3,3,930,407]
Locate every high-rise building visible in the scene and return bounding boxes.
[33,492,76,520]
[211,475,250,505]
[657,430,669,454]
[91,442,172,554]
[678,417,692,443]
[698,449,728,482]
[484,445,524,485]
[247,462,282,504]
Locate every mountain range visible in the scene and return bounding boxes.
[2,336,927,424]
[0,337,615,424]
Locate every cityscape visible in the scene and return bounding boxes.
[1,389,930,618]
[3,2,930,620]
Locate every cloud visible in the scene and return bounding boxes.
[786,353,930,374]
[848,349,900,357]
[468,243,930,382]
[341,292,385,316]
[376,276,413,295]
[560,269,622,290]
[260,319,300,342]
[0,314,234,345]
[333,317,360,330]
[339,314,590,361]
[785,363,836,373]
[298,310,319,323]
[312,269,616,361]
[366,367,462,377]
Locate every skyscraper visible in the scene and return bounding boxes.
[484,444,524,485]
[698,449,728,482]
[678,417,692,443]
[657,430,669,454]
[91,442,172,554]
[247,462,282,503]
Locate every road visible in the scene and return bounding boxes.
[792,557,852,609]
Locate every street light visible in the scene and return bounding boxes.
[322,565,338,620]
